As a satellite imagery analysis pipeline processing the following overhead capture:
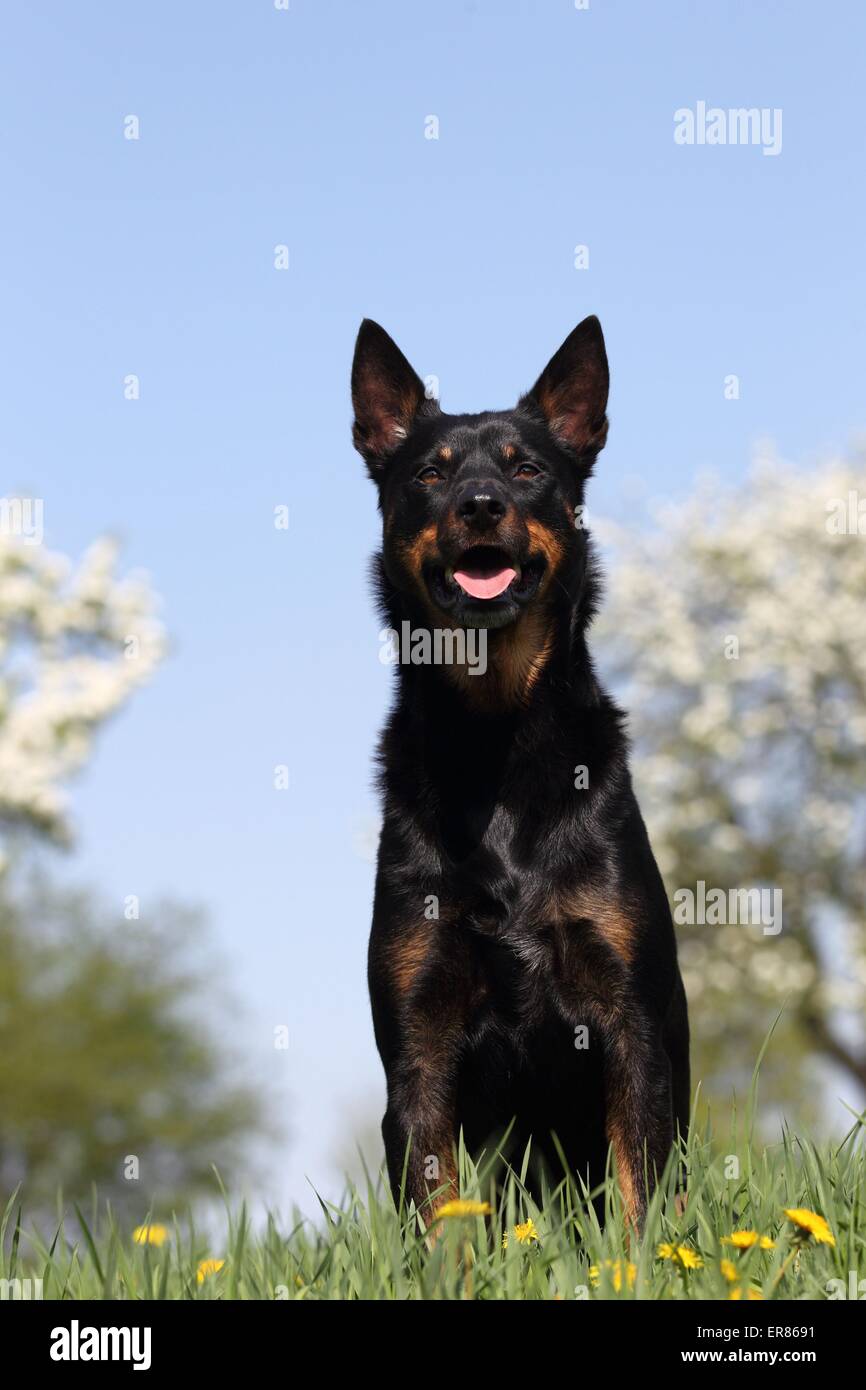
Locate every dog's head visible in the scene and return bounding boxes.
[351,317,608,632]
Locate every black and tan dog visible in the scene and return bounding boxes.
[351,316,689,1229]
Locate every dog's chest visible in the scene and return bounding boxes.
[448,813,575,957]
[448,795,559,907]
[442,802,623,1006]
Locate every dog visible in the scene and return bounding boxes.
[351,315,689,1229]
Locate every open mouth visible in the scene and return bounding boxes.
[426,545,544,619]
[452,550,518,600]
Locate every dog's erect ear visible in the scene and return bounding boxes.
[520,316,609,458]
[351,319,435,468]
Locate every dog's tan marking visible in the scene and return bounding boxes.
[497,609,555,703]
[549,885,637,967]
[606,1111,640,1230]
[501,443,516,461]
[525,518,564,588]
[442,608,555,711]
[388,929,433,998]
[400,523,439,581]
[419,1153,460,1244]
[399,981,463,1236]
[438,445,453,463]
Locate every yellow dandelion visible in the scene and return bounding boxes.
[783,1209,835,1246]
[720,1258,738,1283]
[132,1224,168,1247]
[722,1230,776,1250]
[435,1199,492,1219]
[657,1242,702,1270]
[196,1258,225,1284]
[513,1219,539,1246]
[730,1285,763,1300]
[676,1246,703,1270]
[589,1259,637,1292]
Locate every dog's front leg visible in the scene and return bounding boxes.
[381,1039,462,1224]
[601,1011,674,1232]
[369,919,469,1223]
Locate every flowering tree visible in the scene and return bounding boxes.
[0,879,266,1212]
[0,533,165,857]
[0,531,270,1208]
[599,454,866,1123]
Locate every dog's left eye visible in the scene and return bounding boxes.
[514,462,541,479]
[416,466,445,485]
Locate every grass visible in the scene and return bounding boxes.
[2,1100,865,1300]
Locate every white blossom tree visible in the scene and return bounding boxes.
[598,452,866,1121]
[0,532,273,1208]
[0,531,165,860]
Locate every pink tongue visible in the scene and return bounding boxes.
[453,565,517,600]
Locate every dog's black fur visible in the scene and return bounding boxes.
[351,316,689,1227]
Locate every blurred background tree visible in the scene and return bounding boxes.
[0,878,265,1212]
[0,528,268,1213]
[0,533,164,855]
[599,452,866,1132]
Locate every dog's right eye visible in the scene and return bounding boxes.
[416,467,445,485]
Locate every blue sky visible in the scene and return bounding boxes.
[2,0,865,1215]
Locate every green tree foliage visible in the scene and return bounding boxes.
[0,527,269,1215]
[0,876,267,1213]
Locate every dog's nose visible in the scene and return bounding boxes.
[456,485,507,531]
